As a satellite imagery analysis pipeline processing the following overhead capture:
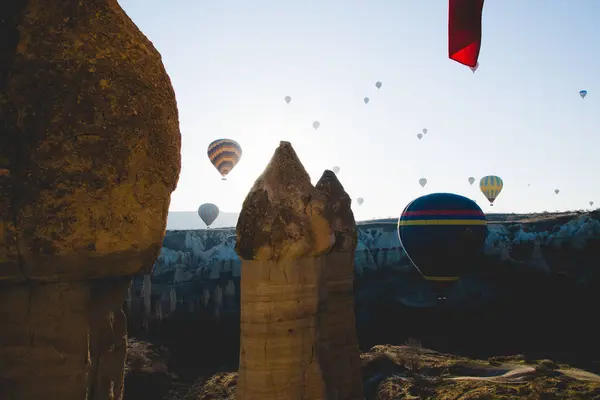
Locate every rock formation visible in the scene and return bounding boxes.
[0,0,181,398]
[235,142,333,399]
[315,170,363,400]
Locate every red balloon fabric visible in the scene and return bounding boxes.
[448,0,484,68]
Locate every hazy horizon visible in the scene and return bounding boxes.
[121,0,600,220]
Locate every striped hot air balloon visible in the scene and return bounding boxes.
[207,139,242,180]
[479,175,503,206]
[398,193,488,299]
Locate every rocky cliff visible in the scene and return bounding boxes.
[0,1,180,398]
[127,211,600,371]
[129,211,600,321]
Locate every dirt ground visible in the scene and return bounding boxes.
[124,338,600,399]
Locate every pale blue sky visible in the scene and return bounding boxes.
[120,0,600,220]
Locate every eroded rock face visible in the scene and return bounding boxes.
[132,212,600,322]
[235,142,333,400]
[1,0,180,282]
[0,0,181,398]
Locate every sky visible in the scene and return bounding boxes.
[120,0,600,221]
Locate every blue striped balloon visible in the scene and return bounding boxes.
[398,193,488,287]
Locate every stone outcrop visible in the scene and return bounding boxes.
[129,212,600,323]
[0,0,180,398]
[235,142,333,400]
[314,170,363,400]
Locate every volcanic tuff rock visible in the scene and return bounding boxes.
[234,142,333,399]
[131,211,600,323]
[0,0,180,398]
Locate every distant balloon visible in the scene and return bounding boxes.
[207,139,242,180]
[313,121,320,130]
[364,97,370,104]
[417,133,423,140]
[357,197,364,206]
[580,90,588,99]
[198,203,220,228]
[470,62,479,73]
[468,177,475,185]
[398,193,488,299]
[284,96,292,104]
[419,178,428,188]
[422,128,428,135]
[375,81,382,89]
[555,189,560,195]
[590,201,594,207]
[332,166,340,174]
[479,175,503,206]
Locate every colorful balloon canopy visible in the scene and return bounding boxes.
[422,128,428,135]
[468,177,475,185]
[417,133,423,140]
[207,139,242,180]
[398,193,488,295]
[419,178,427,188]
[364,97,370,104]
[198,203,220,227]
[357,197,364,206]
[590,201,595,207]
[375,81,382,89]
[448,0,484,68]
[313,121,320,130]
[580,90,588,99]
[284,96,292,104]
[479,175,503,206]
[555,189,560,195]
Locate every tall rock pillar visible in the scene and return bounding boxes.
[235,142,333,400]
[0,0,181,398]
[315,171,364,400]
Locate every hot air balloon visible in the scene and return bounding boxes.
[313,121,320,130]
[590,201,594,207]
[417,133,423,140]
[398,193,488,300]
[449,0,484,68]
[419,178,427,188]
[479,175,503,206]
[470,62,479,73]
[198,203,220,228]
[357,197,364,206]
[580,90,588,99]
[375,81,382,89]
[332,166,340,174]
[284,96,292,104]
[555,189,560,195]
[364,97,370,104]
[207,139,242,180]
[422,128,428,135]
[468,177,475,185]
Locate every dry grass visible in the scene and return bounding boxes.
[182,373,237,400]
[125,340,600,399]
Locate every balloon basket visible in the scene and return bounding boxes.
[221,177,227,181]
[428,280,456,302]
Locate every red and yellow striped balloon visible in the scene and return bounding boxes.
[207,139,242,179]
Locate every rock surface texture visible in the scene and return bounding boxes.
[314,170,363,400]
[0,0,181,398]
[234,142,333,400]
[131,211,600,321]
